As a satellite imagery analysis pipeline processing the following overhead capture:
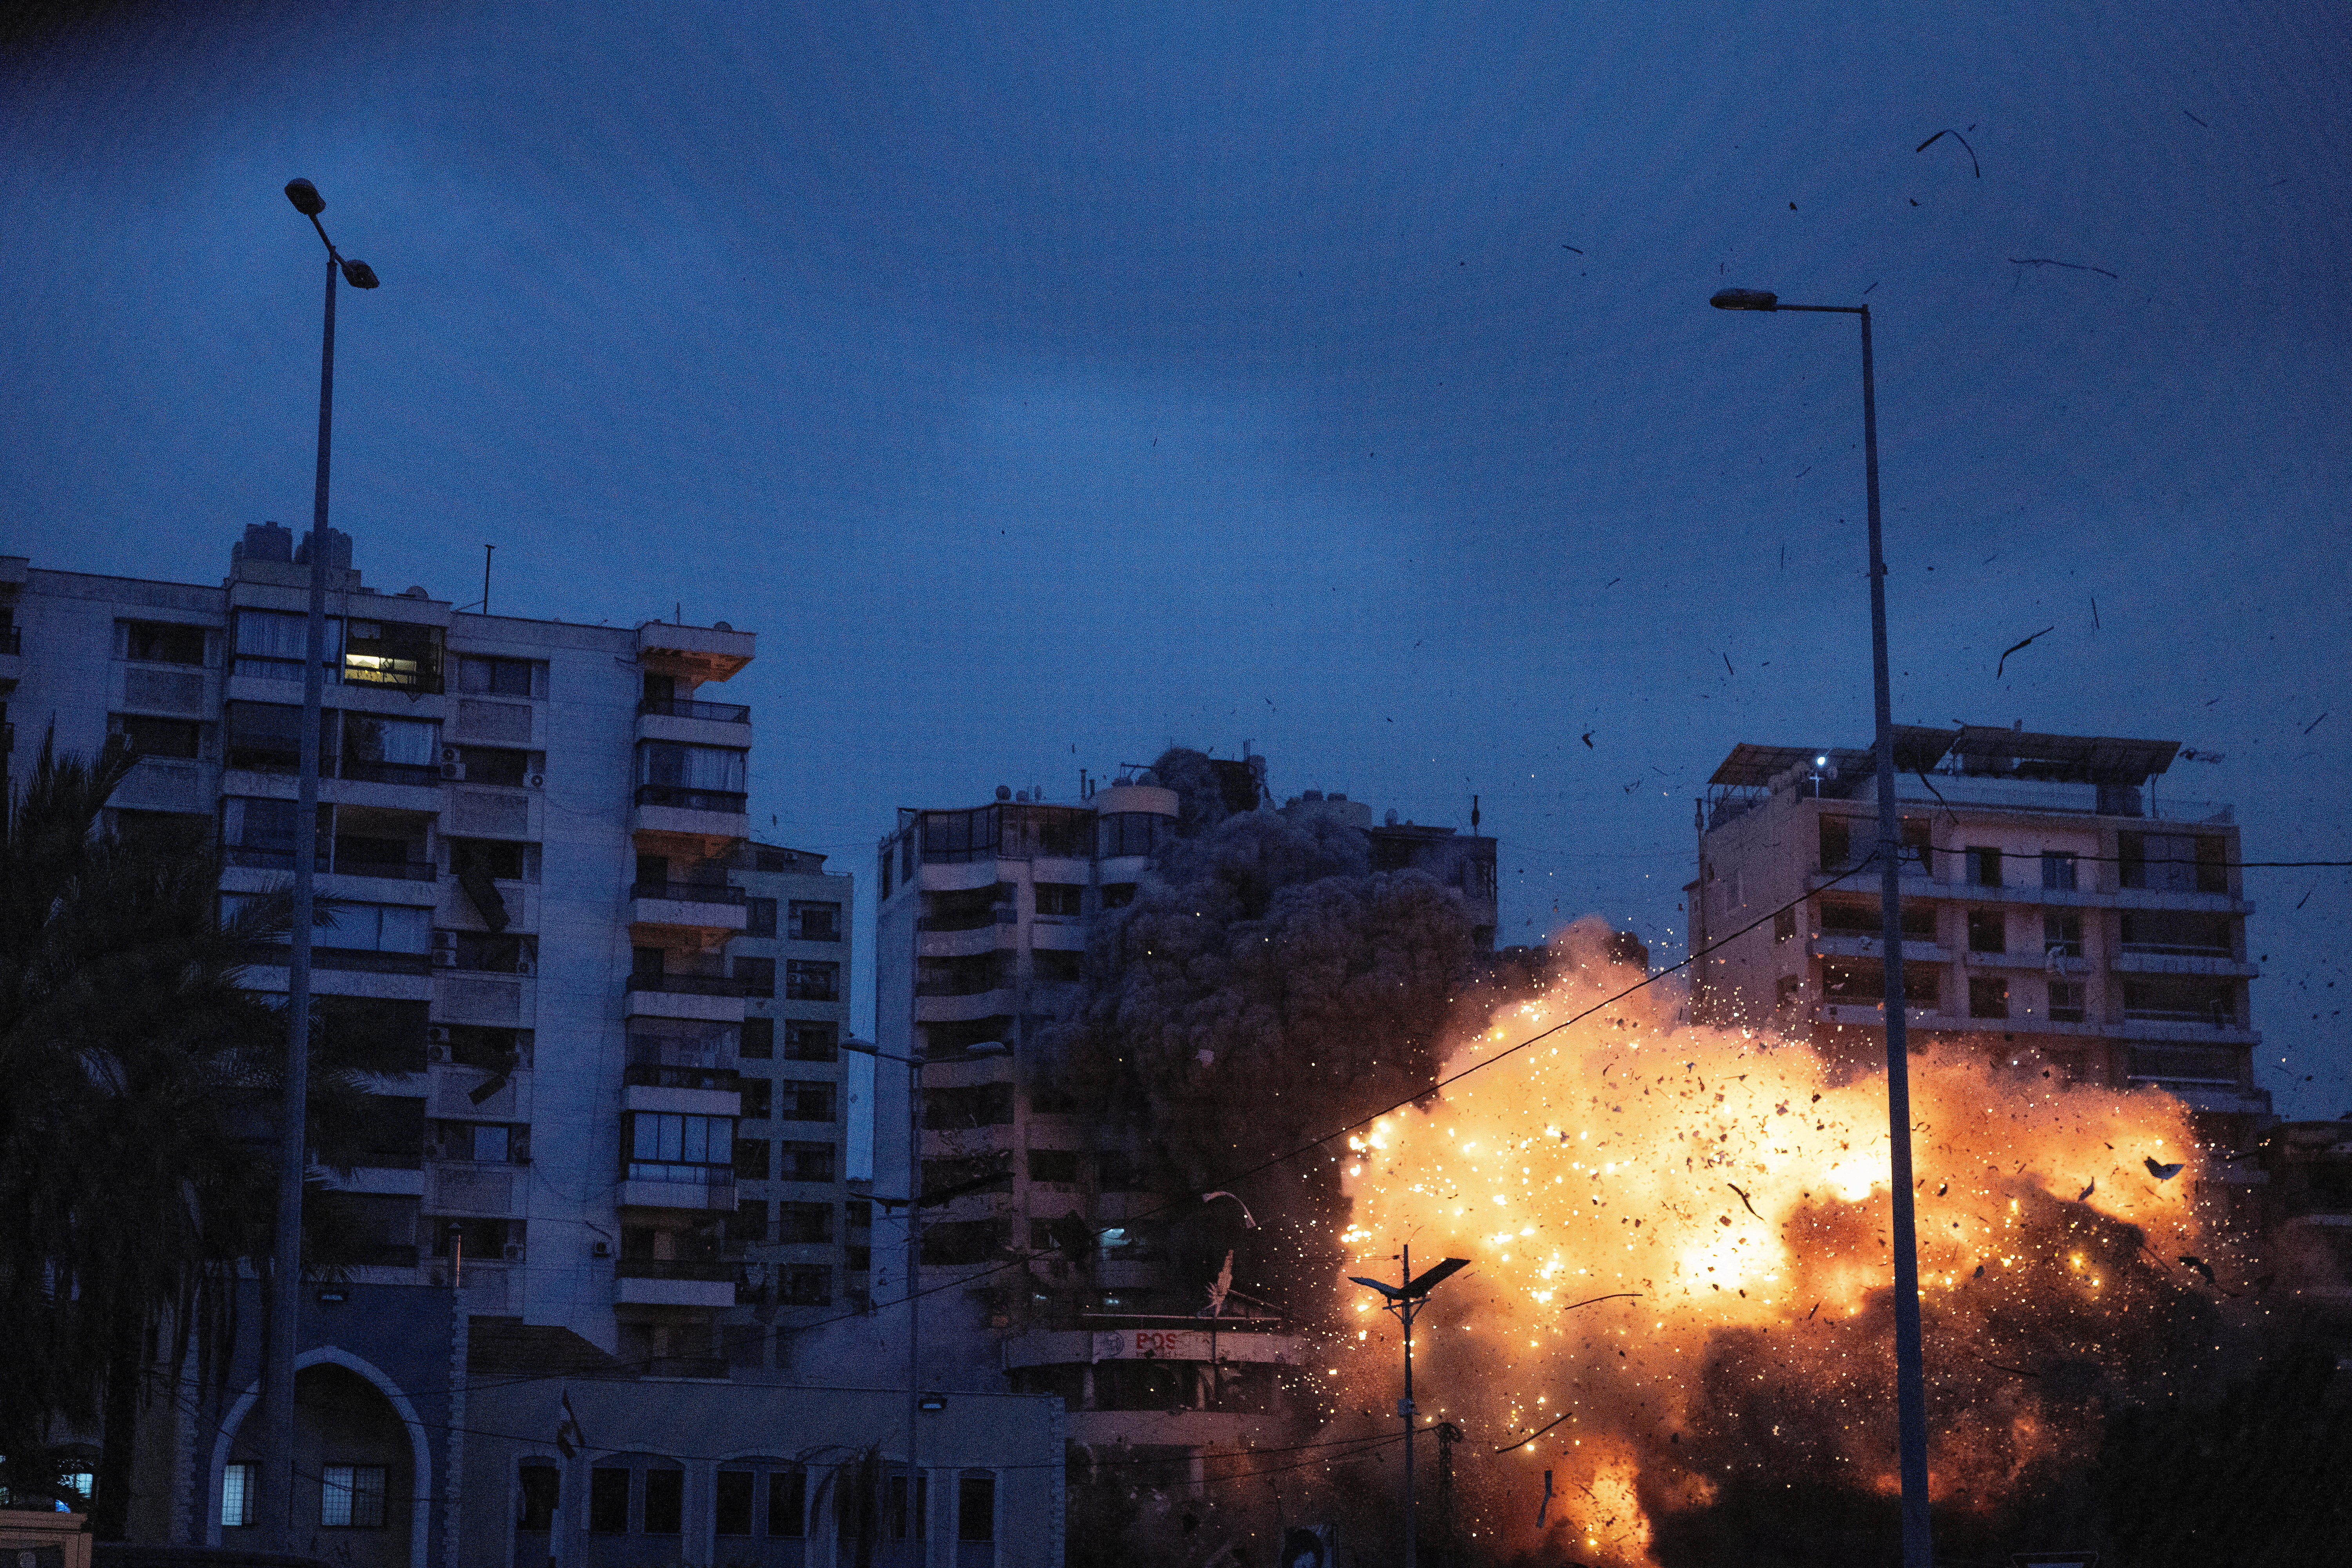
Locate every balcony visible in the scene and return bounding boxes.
[223,842,437,883]
[632,785,751,855]
[635,784,748,814]
[619,1165,738,1212]
[340,758,443,789]
[615,1259,739,1310]
[627,973,749,998]
[629,879,751,937]
[639,696,750,724]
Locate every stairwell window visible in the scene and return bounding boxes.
[320,1465,387,1528]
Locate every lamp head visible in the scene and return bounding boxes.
[1710,288,1779,311]
[340,258,380,289]
[284,178,325,217]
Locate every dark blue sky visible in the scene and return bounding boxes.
[6,2,2347,1115]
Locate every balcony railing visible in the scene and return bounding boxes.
[634,784,749,813]
[625,1161,738,1187]
[639,697,751,724]
[631,880,749,905]
[623,1062,741,1091]
[223,844,436,881]
[626,973,750,998]
[341,758,444,788]
[917,909,1014,933]
[615,1258,737,1282]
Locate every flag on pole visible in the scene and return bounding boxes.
[554,1390,588,1459]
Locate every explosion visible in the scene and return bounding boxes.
[1332,918,2249,1564]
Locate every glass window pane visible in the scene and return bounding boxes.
[715,1470,754,1536]
[681,1115,708,1164]
[221,1463,254,1528]
[632,1116,659,1161]
[769,1470,807,1537]
[321,1465,356,1527]
[376,906,431,953]
[642,1468,682,1534]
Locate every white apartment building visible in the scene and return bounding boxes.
[2,526,771,1363]
[1689,723,2271,1155]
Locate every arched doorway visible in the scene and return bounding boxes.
[213,1353,426,1568]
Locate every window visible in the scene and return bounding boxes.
[2119,909,2231,956]
[1819,900,1935,938]
[456,655,539,697]
[1818,816,1855,870]
[437,1121,523,1163]
[1100,882,1137,909]
[451,838,536,882]
[224,701,330,773]
[116,713,202,759]
[2041,851,2078,891]
[221,1463,255,1528]
[1035,950,1083,984]
[1964,847,2003,887]
[731,1199,770,1245]
[449,930,534,971]
[769,1470,807,1538]
[1966,909,2006,953]
[234,609,340,682]
[785,1022,838,1061]
[325,902,432,954]
[2120,833,2227,893]
[740,1019,775,1058]
[517,1464,559,1532]
[1899,818,1934,876]
[442,1025,528,1073]
[780,1202,833,1243]
[734,956,777,997]
[785,960,839,1001]
[455,744,535,786]
[1029,1148,1080,1183]
[1820,962,1939,1005]
[1097,813,1163,859]
[780,1141,836,1182]
[782,1265,832,1305]
[958,1474,996,1542]
[1969,976,2010,1019]
[717,1469,756,1536]
[589,1467,629,1533]
[2048,980,2087,1024]
[320,1465,387,1528]
[739,1079,772,1119]
[636,741,746,797]
[1096,1150,1149,1191]
[780,1081,835,1122]
[341,712,440,784]
[789,899,842,940]
[627,1112,735,1180]
[342,619,443,692]
[2044,912,2084,958]
[1775,974,1804,1008]
[879,843,894,901]
[123,619,208,665]
[1035,883,1083,918]
[642,1468,683,1535]
[745,897,779,937]
[219,798,324,870]
[733,1138,770,1181]
[1773,907,1795,943]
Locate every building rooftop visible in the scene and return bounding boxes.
[1710,724,2181,791]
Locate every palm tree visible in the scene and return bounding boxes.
[1,731,408,1534]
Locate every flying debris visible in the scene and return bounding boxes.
[2008,257,2120,279]
[1915,127,1982,175]
[1995,626,2057,679]
[2178,1254,2215,1284]
[1582,732,1595,749]
[2145,1156,2184,1181]
[1727,1182,1761,1220]
[2078,1180,2097,1202]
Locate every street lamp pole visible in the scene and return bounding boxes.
[264,179,378,1550]
[842,1036,1007,1557]
[1708,288,1931,1568]
[1349,1250,1469,1568]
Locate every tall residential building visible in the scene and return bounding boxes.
[1689,723,2270,1153]
[719,839,862,1373]
[3,526,770,1363]
[850,760,1497,1461]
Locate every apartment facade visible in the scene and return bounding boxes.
[1689,724,2270,1152]
[845,759,1497,1466]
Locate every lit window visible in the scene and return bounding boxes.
[321,1464,388,1528]
[221,1463,254,1527]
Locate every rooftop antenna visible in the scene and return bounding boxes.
[1470,793,1479,830]
[481,543,494,616]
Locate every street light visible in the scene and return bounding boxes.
[840,1035,1010,1543]
[263,177,379,1553]
[1708,285,1932,1568]
[1350,1247,1470,1568]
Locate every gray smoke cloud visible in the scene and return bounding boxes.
[1040,749,1479,1312]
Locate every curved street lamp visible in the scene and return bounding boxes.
[1708,286,1931,1568]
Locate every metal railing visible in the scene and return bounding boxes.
[634,784,749,813]
[341,758,443,788]
[639,697,751,724]
[625,973,750,997]
[615,1258,737,1282]
[631,880,749,905]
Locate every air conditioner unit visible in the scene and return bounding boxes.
[432,950,458,968]
[514,958,534,976]
[526,772,545,789]
[591,1240,611,1259]
[426,1044,448,1062]
[441,745,460,763]
[432,929,458,950]
[441,761,465,780]
[427,1024,451,1043]
[503,1243,525,1261]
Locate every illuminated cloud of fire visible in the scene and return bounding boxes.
[1325,918,2239,1564]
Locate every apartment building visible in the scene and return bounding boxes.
[4,524,774,1343]
[720,840,862,1372]
[846,759,1497,1465]
[1688,723,2271,1151]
